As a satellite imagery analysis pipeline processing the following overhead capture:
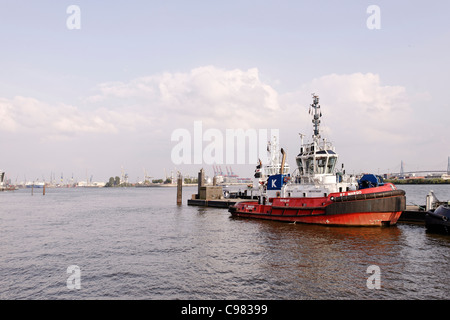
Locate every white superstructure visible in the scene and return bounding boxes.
[254,135,290,180]
[285,94,358,197]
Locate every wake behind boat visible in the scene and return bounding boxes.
[229,94,406,227]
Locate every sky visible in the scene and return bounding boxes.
[0,0,449,183]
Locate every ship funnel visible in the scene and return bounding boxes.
[280,148,286,174]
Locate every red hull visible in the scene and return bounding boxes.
[229,184,406,227]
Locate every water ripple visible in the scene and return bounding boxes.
[1,186,450,299]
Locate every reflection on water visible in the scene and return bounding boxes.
[0,186,449,299]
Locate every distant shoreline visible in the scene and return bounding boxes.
[386,179,450,185]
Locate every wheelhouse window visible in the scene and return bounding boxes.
[315,157,327,174]
[296,157,304,175]
[327,156,337,173]
[305,159,314,175]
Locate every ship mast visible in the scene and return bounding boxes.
[310,94,322,139]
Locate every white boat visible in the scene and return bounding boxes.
[25,181,45,188]
[0,170,5,191]
[254,135,290,181]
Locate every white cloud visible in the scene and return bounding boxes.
[2,67,441,176]
[0,70,415,145]
[0,96,118,140]
[87,66,280,130]
[285,72,413,145]
[0,98,18,132]
[84,68,423,173]
[279,73,425,172]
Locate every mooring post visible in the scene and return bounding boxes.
[177,172,182,205]
[198,168,205,193]
[43,184,46,196]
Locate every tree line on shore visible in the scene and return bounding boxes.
[385,178,450,185]
[104,176,198,187]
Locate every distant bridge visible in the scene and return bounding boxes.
[392,158,450,177]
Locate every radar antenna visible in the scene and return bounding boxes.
[310,94,322,138]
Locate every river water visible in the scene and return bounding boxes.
[0,184,449,300]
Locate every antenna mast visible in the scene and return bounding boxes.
[310,94,322,139]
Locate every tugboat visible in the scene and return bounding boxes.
[254,135,290,180]
[425,205,450,234]
[229,94,406,226]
